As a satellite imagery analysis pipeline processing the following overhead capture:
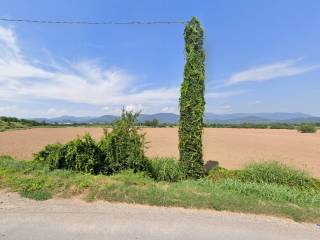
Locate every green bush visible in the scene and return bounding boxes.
[148,158,185,182]
[35,110,150,176]
[297,124,317,133]
[99,111,150,174]
[35,134,103,174]
[34,143,65,168]
[63,134,104,174]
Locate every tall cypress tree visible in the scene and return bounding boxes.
[179,17,205,178]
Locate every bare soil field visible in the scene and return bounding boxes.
[0,127,319,177]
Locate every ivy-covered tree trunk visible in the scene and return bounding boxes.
[179,17,205,178]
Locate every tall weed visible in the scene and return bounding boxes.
[148,158,185,182]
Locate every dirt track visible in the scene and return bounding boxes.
[0,127,319,177]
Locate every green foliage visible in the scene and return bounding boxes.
[64,134,104,174]
[269,123,296,129]
[217,179,320,208]
[35,110,149,175]
[208,167,240,181]
[204,122,296,130]
[34,143,65,169]
[99,110,150,174]
[179,16,206,178]
[297,124,317,133]
[208,161,320,190]
[148,158,185,182]
[1,156,320,222]
[19,177,52,201]
[35,135,103,174]
[143,119,160,127]
[0,116,41,126]
[240,162,319,189]
[140,122,176,128]
[0,116,46,132]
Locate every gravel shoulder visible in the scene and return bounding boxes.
[0,191,319,240]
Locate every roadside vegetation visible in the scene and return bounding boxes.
[0,156,319,222]
[34,111,152,175]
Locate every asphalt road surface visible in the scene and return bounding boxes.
[0,192,319,240]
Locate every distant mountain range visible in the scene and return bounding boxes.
[204,112,320,123]
[31,112,320,124]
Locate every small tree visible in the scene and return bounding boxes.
[179,17,206,178]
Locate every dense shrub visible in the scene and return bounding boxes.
[99,111,150,174]
[179,17,206,178]
[35,134,103,174]
[34,143,65,169]
[35,111,150,176]
[64,134,104,174]
[297,124,317,133]
[148,158,185,182]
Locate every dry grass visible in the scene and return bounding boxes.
[0,127,319,177]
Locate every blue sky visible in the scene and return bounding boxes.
[0,0,319,117]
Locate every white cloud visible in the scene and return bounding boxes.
[226,59,320,85]
[0,25,243,117]
[0,26,178,108]
[125,104,143,112]
[0,26,21,57]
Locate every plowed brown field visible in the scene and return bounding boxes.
[0,127,319,177]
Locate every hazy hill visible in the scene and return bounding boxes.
[30,112,320,124]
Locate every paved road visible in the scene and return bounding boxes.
[0,192,319,240]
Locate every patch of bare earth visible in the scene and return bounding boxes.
[0,127,319,177]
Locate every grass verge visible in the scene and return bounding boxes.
[0,156,319,223]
